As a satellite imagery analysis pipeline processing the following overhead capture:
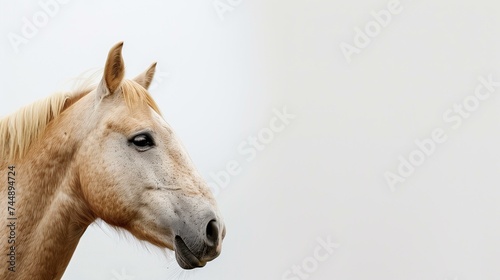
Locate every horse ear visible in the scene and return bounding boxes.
[98,41,125,98]
[133,62,157,90]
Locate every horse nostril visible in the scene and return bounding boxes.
[205,219,219,246]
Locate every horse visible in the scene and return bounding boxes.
[0,42,225,280]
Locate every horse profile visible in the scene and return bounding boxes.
[0,42,225,279]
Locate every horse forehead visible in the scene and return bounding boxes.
[150,109,164,123]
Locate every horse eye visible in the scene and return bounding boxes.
[130,134,155,150]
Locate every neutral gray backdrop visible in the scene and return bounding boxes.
[1,1,500,279]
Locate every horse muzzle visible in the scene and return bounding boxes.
[174,219,225,269]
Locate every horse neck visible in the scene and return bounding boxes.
[2,94,96,280]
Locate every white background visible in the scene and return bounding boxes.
[2,1,500,279]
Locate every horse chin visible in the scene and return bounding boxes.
[174,235,207,269]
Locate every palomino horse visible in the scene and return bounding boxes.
[0,42,225,279]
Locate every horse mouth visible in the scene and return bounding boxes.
[174,235,206,269]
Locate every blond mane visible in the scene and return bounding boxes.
[0,80,161,161]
